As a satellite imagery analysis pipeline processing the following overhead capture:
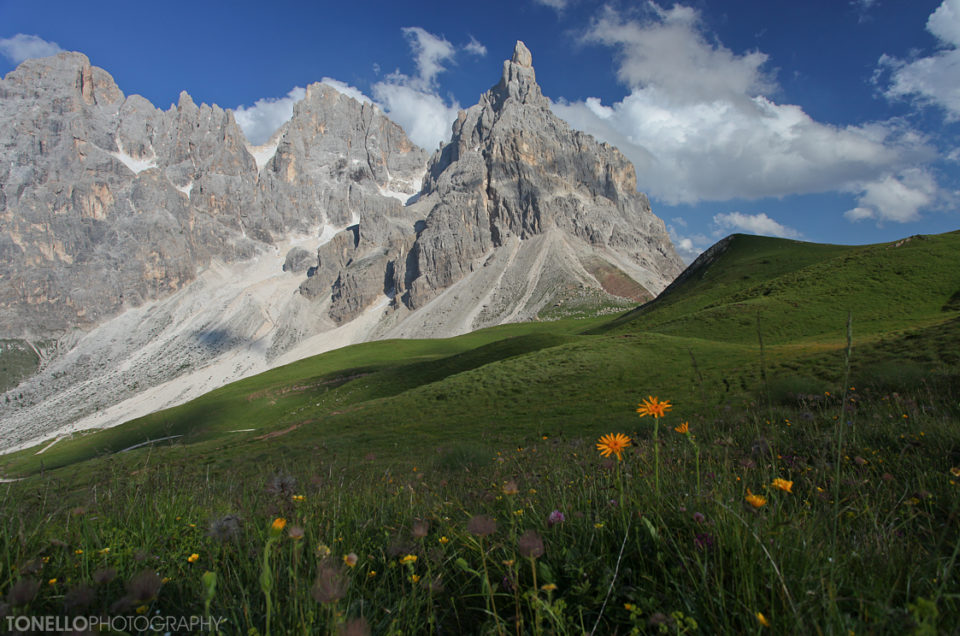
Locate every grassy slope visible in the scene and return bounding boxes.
[3,231,959,481]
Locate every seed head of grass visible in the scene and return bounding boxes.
[411,519,430,539]
[265,473,297,497]
[287,525,305,541]
[7,578,40,606]
[467,514,497,537]
[518,530,545,559]
[311,564,348,604]
[338,617,371,636]
[93,567,117,585]
[126,569,162,603]
[63,584,96,612]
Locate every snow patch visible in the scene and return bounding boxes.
[247,139,279,171]
[109,138,157,174]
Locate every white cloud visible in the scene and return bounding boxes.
[370,27,482,150]
[534,0,571,10]
[0,34,63,64]
[879,0,960,119]
[549,4,939,223]
[401,26,456,88]
[233,87,306,145]
[667,221,710,263]
[713,212,801,239]
[465,36,487,57]
[371,81,460,150]
[844,168,939,223]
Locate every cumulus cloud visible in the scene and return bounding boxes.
[549,4,939,224]
[372,81,461,150]
[843,168,939,223]
[713,212,801,238]
[879,0,960,119]
[0,33,63,64]
[233,87,306,145]
[372,27,485,150]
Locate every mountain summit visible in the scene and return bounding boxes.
[0,43,683,452]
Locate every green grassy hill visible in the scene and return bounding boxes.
[4,230,960,633]
[3,231,958,480]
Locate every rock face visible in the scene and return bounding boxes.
[0,43,683,453]
[0,52,426,338]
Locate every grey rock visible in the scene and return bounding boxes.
[283,247,315,274]
[0,54,426,339]
[399,40,683,311]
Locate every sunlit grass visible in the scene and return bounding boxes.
[3,378,958,633]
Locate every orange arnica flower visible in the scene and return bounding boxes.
[674,422,689,434]
[771,478,793,493]
[636,396,672,419]
[596,433,632,461]
[745,489,767,508]
[270,518,287,534]
[756,612,771,627]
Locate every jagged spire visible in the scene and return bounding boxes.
[494,40,543,108]
[512,41,533,67]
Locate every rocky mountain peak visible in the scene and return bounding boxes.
[511,40,533,67]
[490,39,544,109]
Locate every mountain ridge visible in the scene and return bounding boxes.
[0,42,683,452]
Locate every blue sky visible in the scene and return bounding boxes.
[1,0,958,261]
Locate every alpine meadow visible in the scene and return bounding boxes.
[2,3,960,634]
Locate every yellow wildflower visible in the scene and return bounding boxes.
[771,478,793,493]
[950,467,960,477]
[368,570,377,578]
[541,583,558,591]
[270,517,287,534]
[438,536,450,544]
[343,553,358,568]
[636,395,672,418]
[410,574,421,583]
[292,494,305,502]
[188,553,200,563]
[399,554,418,565]
[136,605,149,615]
[596,433,632,461]
[745,489,767,508]
[316,544,332,558]
[674,421,690,434]
[48,578,57,586]
[74,549,83,555]
[756,612,771,627]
